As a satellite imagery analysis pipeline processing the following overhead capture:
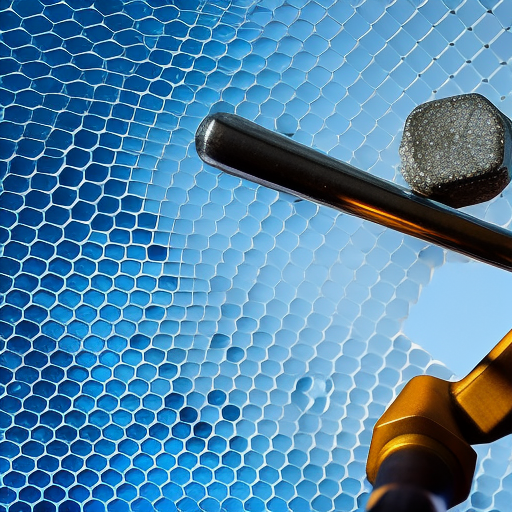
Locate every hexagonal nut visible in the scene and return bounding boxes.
[399,94,512,208]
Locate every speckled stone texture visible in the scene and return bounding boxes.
[0,1,511,512]
[400,93,512,207]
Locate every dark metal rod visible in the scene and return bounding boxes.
[195,113,512,272]
[367,448,453,512]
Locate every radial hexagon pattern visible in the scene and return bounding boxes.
[1,1,511,512]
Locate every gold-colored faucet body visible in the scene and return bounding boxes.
[366,329,512,510]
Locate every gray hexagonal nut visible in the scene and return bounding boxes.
[399,93,512,208]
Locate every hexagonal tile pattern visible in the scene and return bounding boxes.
[1,1,511,512]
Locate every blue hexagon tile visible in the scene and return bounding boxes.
[1,1,511,511]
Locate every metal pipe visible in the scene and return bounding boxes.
[367,448,454,512]
[195,113,512,272]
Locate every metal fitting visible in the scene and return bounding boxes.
[367,329,512,511]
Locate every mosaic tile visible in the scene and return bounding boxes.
[1,1,512,511]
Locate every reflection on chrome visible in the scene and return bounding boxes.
[196,112,512,271]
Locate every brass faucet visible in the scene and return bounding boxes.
[366,329,512,512]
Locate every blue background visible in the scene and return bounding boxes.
[1,1,511,511]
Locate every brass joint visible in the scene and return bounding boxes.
[373,433,461,483]
[451,329,512,444]
[367,329,512,509]
[367,376,476,507]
